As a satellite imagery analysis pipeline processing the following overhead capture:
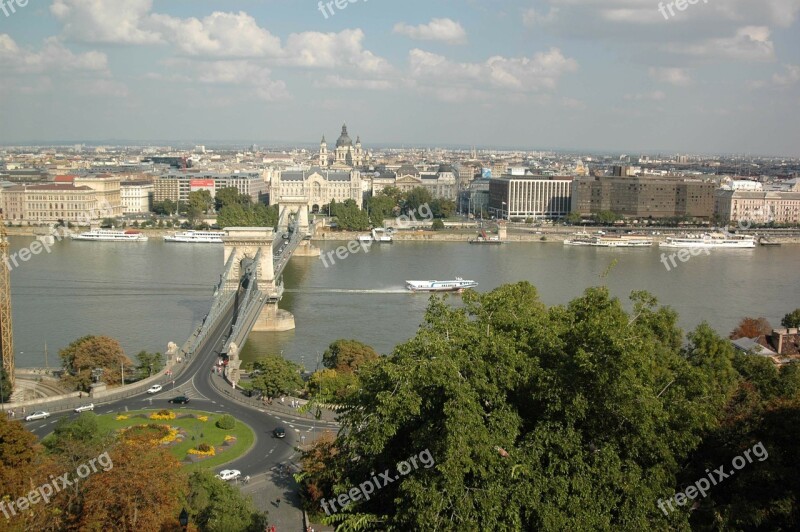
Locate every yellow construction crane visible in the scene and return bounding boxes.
[0,209,13,392]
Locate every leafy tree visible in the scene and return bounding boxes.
[565,212,582,224]
[365,193,397,227]
[730,317,773,339]
[782,309,800,328]
[215,186,250,211]
[152,199,177,216]
[0,365,11,402]
[330,199,370,231]
[305,284,739,530]
[184,470,268,531]
[429,199,456,219]
[136,350,164,379]
[249,355,304,397]
[380,186,405,205]
[431,219,445,231]
[307,369,359,403]
[217,203,277,228]
[59,336,133,391]
[404,187,432,215]
[186,190,214,227]
[322,339,379,374]
[593,210,620,224]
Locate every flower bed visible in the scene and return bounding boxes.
[150,409,176,420]
[187,442,216,457]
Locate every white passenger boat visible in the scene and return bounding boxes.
[71,229,148,242]
[564,233,653,247]
[659,233,756,249]
[164,230,226,243]
[357,228,394,244]
[406,278,478,292]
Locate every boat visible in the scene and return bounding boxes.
[164,230,226,243]
[406,278,478,292]
[358,228,394,244]
[71,229,148,242]
[469,230,503,244]
[659,233,756,249]
[758,236,781,247]
[564,232,652,247]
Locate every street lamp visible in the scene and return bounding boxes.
[501,202,507,220]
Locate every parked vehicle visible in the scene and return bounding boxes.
[74,404,95,413]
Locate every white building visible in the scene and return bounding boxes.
[271,167,363,213]
[121,181,154,214]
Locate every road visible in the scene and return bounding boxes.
[24,296,339,530]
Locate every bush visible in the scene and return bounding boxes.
[216,414,236,430]
[431,219,445,231]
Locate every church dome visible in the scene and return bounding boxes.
[336,124,353,148]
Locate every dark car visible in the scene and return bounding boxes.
[169,396,190,404]
[273,427,286,438]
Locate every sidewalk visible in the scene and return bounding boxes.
[240,466,303,531]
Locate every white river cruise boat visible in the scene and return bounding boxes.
[564,233,653,247]
[164,230,226,244]
[71,229,148,242]
[659,233,756,249]
[406,278,478,292]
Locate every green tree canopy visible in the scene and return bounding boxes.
[215,186,251,211]
[185,469,268,531]
[59,336,133,391]
[135,350,164,379]
[782,308,800,328]
[322,339,380,374]
[217,203,277,229]
[404,187,433,215]
[303,283,740,530]
[249,355,304,397]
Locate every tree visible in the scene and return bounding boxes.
[307,369,359,403]
[593,210,620,224]
[365,193,397,227]
[782,309,800,328]
[565,212,582,225]
[185,470,268,531]
[305,284,739,530]
[217,203,277,229]
[152,199,176,216]
[215,186,250,211]
[59,336,133,391]
[0,365,11,402]
[431,219,445,231]
[135,350,164,379]
[249,355,304,397]
[322,339,379,374]
[429,199,456,219]
[330,199,370,231]
[730,317,773,339]
[405,187,432,215]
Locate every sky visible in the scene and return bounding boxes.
[0,0,798,155]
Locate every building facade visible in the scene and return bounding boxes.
[120,181,154,214]
[152,172,267,205]
[489,176,573,220]
[271,167,363,213]
[715,189,800,225]
[572,176,715,219]
[0,184,108,224]
[319,124,367,168]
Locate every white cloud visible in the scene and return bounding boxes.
[393,18,467,45]
[316,76,392,90]
[773,64,800,86]
[50,0,162,44]
[522,7,559,27]
[664,26,775,62]
[0,35,108,74]
[408,47,577,93]
[149,11,282,58]
[649,67,692,86]
[625,91,666,101]
[283,29,392,75]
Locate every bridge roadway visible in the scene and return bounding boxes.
[24,262,339,529]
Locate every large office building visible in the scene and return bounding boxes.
[121,181,154,214]
[489,175,574,220]
[572,176,715,219]
[1,183,114,224]
[153,172,267,205]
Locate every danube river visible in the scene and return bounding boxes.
[8,236,799,370]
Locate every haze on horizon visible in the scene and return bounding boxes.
[0,0,798,156]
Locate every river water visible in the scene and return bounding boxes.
[8,236,799,370]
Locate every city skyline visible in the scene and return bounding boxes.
[0,1,799,155]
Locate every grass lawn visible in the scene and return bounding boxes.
[86,409,256,471]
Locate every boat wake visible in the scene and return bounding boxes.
[284,288,409,294]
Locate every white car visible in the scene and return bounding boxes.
[146,384,163,394]
[25,411,50,421]
[74,404,95,413]
[215,469,241,481]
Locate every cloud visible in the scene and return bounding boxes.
[649,67,692,86]
[393,18,467,45]
[773,64,800,86]
[408,47,577,94]
[316,76,392,90]
[522,7,559,27]
[149,11,282,57]
[50,0,162,44]
[0,35,108,74]
[282,29,392,75]
[664,26,775,62]
[624,91,666,101]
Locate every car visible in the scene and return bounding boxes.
[273,427,286,438]
[169,396,190,404]
[146,384,163,394]
[74,404,95,413]
[25,411,50,421]
[215,469,241,481]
